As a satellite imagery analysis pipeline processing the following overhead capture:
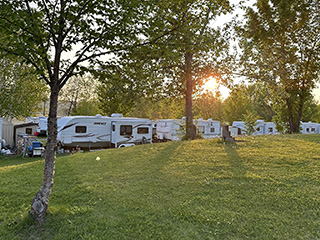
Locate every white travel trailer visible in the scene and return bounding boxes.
[37,116,48,135]
[195,118,220,138]
[232,120,278,136]
[57,114,153,149]
[111,117,153,148]
[301,122,319,134]
[57,115,111,149]
[156,119,185,141]
[232,121,246,135]
[254,120,278,135]
[26,116,48,135]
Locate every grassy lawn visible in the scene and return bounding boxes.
[1,134,320,239]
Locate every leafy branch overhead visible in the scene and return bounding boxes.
[0,0,183,89]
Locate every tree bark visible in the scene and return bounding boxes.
[185,52,196,139]
[30,84,59,223]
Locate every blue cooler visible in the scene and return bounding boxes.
[32,141,44,156]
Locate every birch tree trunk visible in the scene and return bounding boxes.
[30,83,59,222]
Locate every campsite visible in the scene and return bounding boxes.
[1,0,320,239]
[1,134,320,239]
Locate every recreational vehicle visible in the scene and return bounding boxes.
[57,114,153,149]
[156,119,185,141]
[232,121,246,135]
[254,120,278,135]
[26,116,48,135]
[111,117,153,148]
[195,118,220,138]
[57,115,111,149]
[301,122,319,134]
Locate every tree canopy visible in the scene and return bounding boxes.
[0,56,48,120]
[238,0,320,133]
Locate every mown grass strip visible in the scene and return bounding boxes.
[1,135,320,239]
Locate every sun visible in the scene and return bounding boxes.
[204,78,219,92]
[203,77,231,99]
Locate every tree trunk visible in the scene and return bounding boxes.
[287,95,304,134]
[185,52,196,139]
[30,84,59,223]
[295,94,305,133]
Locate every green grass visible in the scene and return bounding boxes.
[1,134,320,239]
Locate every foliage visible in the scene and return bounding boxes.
[193,90,224,121]
[1,135,320,239]
[223,84,253,125]
[0,56,49,120]
[248,83,275,122]
[128,97,185,119]
[243,110,258,135]
[301,98,320,123]
[239,0,320,133]
[71,99,102,116]
[59,75,97,116]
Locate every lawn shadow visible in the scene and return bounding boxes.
[224,142,247,179]
[0,155,42,168]
[148,141,182,168]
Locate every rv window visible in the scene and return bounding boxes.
[76,126,87,133]
[268,127,273,132]
[26,128,32,134]
[210,128,215,133]
[311,128,316,132]
[138,127,149,134]
[256,127,260,131]
[307,128,310,132]
[120,125,132,136]
[112,125,115,132]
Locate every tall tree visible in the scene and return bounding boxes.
[0,0,167,222]
[238,0,320,133]
[97,0,234,139]
[0,56,48,121]
[154,0,234,139]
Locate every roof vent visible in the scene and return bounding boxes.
[111,113,123,118]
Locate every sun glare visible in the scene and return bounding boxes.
[203,77,231,99]
[204,78,218,92]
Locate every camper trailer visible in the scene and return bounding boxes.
[301,122,319,134]
[195,118,220,138]
[111,116,153,148]
[57,114,153,149]
[156,119,185,141]
[254,120,278,135]
[26,116,48,135]
[232,121,246,135]
[57,115,111,149]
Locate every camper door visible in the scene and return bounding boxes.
[112,122,134,148]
